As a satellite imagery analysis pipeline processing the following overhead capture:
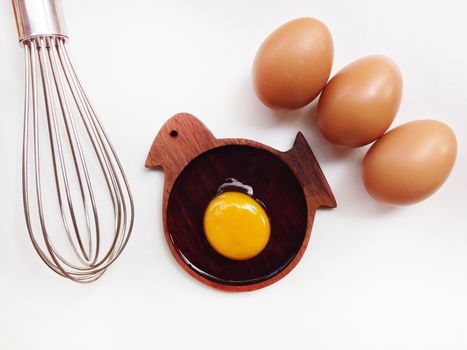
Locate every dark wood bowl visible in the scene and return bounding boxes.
[146,113,336,291]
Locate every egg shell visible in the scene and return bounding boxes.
[317,55,402,148]
[362,120,457,205]
[253,17,333,110]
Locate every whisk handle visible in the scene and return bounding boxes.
[12,0,68,43]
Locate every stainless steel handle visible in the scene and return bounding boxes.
[12,0,68,43]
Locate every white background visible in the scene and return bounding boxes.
[0,0,466,349]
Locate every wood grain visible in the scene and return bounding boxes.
[146,113,336,291]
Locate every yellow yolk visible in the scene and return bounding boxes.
[203,192,270,261]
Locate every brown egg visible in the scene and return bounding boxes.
[317,55,402,147]
[253,17,333,110]
[363,120,457,205]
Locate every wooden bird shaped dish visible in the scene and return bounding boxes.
[146,113,336,291]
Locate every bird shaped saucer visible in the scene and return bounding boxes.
[146,113,336,291]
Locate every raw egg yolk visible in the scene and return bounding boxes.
[203,192,270,261]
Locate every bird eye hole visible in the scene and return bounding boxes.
[169,130,178,138]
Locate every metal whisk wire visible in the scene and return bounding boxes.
[18,9,134,282]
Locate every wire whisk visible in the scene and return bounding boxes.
[13,0,134,282]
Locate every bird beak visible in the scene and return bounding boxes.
[145,139,163,169]
[145,155,161,168]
